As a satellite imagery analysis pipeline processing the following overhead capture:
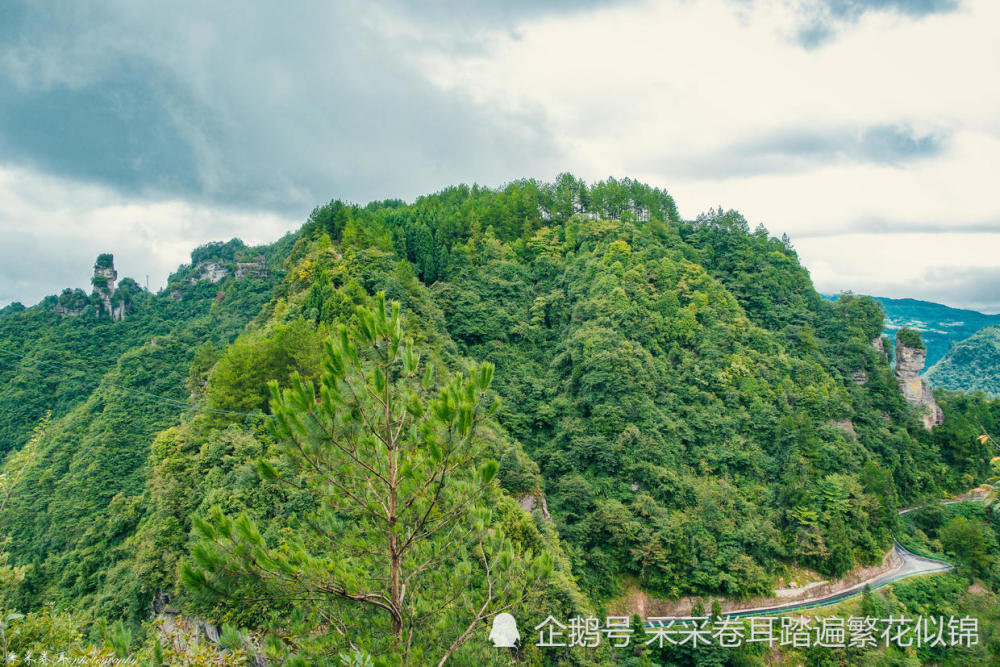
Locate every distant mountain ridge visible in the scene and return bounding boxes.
[823,295,1000,368]
[925,325,1000,396]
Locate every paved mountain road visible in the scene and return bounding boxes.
[717,542,951,619]
[650,500,976,623]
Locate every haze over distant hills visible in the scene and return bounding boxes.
[824,295,1000,369]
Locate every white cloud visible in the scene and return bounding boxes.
[417,0,1000,310]
[0,164,300,307]
[1,0,997,312]
[796,232,1000,311]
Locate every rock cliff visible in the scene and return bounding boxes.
[90,254,128,321]
[92,255,120,320]
[894,330,944,430]
[189,260,230,284]
[235,254,268,279]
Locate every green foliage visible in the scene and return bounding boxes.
[1,175,998,663]
[497,446,543,496]
[897,326,926,350]
[929,390,1000,489]
[899,500,1000,591]
[183,293,552,663]
[866,295,1000,367]
[2,606,85,663]
[926,325,1000,396]
[940,516,992,572]
[0,241,286,624]
[780,572,999,665]
[205,318,324,418]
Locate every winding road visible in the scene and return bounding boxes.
[649,500,977,623]
[718,541,951,619]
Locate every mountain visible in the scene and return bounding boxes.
[925,325,1000,396]
[823,295,1000,368]
[1,175,999,664]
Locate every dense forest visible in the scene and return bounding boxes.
[1,175,998,664]
[926,326,1000,397]
[825,296,1000,369]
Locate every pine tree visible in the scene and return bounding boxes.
[182,293,550,664]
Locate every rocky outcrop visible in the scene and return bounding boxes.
[91,255,128,322]
[831,419,858,440]
[153,591,265,665]
[235,254,268,279]
[895,334,944,430]
[189,261,229,284]
[93,260,117,317]
[54,288,89,317]
[518,491,552,520]
[87,255,136,322]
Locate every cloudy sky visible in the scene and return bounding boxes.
[1,0,998,311]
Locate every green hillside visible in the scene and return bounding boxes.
[926,325,1000,396]
[824,295,1000,368]
[1,175,999,664]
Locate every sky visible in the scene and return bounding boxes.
[1,0,998,312]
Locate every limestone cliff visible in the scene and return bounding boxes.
[91,254,128,321]
[92,254,118,320]
[188,260,230,284]
[894,329,943,430]
[235,254,268,279]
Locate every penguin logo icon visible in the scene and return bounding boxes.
[489,613,520,648]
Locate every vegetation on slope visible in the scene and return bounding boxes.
[926,325,1000,396]
[822,295,1000,368]
[0,174,997,663]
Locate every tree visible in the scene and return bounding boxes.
[940,516,990,573]
[182,293,551,664]
[896,327,925,350]
[0,415,46,662]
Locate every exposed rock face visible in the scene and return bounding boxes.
[870,337,884,354]
[235,254,268,279]
[94,265,117,291]
[852,370,868,385]
[92,256,127,322]
[895,338,944,430]
[518,491,552,520]
[54,288,89,317]
[189,261,229,284]
[832,419,858,440]
[94,264,117,317]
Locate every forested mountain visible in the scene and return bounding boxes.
[1,175,998,664]
[823,295,1000,369]
[926,325,1000,396]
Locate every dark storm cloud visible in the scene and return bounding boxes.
[637,124,948,179]
[794,0,961,48]
[0,0,634,308]
[0,61,203,195]
[0,0,626,214]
